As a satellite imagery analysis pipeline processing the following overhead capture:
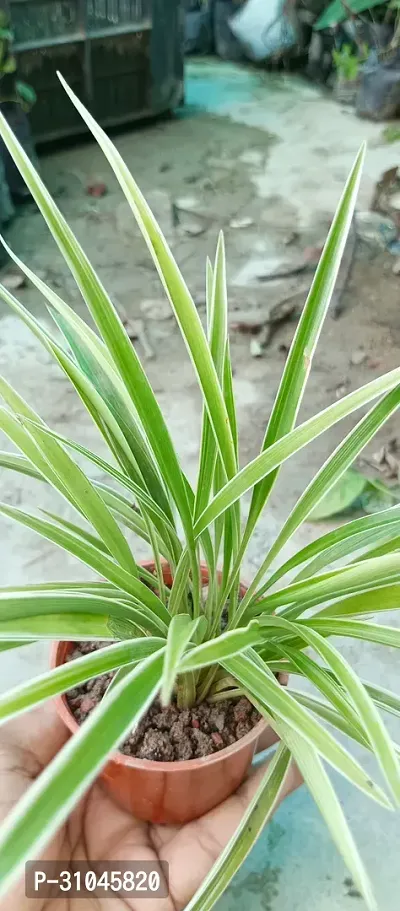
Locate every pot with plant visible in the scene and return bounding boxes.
[0,78,400,908]
[316,0,400,118]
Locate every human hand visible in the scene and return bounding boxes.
[0,702,302,911]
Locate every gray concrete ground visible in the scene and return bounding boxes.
[0,59,400,908]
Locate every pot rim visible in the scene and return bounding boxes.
[51,639,266,774]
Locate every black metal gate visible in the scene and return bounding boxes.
[5,0,184,141]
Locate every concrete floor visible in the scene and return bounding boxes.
[1,59,400,908]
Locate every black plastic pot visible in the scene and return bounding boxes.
[357,49,400,121]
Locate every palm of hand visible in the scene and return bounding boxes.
[0,704,301,911]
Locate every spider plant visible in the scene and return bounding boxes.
[0,78,399,909]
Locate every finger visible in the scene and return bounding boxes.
[254,725,280,754]
[0,700,68,766]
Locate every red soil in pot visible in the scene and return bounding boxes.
[65,641,261,761]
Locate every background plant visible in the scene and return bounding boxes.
[0,79,399,910]
[0,10,36,111]
[332,41,368,78]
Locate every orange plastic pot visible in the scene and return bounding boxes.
[51,562,277,825]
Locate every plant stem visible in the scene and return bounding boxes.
[177,671,197,709]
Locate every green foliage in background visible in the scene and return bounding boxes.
[332,42,368,79]
[0,11,36,110]
[316,0,387,31]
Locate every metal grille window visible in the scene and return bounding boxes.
[4,0,183,141]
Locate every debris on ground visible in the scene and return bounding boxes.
[344,876,362,900]
[393,258,400,275]
[179,218,207,237]
[122,315,155,360]
[250,325,272,357]
[370,166,400,231]
[174,195,201,212]
[172,195,208,235]
[350,347,367,367]
[86,181,107,198]
[330,379,350,400]
[370,439,400,480]
[230,313,265,334]
[140,299,173,321]
[283,230,300,246]
[229,215,254,229]
[371,166,398,213]
[250,337,263,358]
[256,253,316,283]
[355,211,397,251]
[1,269,26,291]
[230,288,301,358]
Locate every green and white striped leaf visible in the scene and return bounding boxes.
[0,637,165,724]
[0,450,43,480]
[243,145,365,540]
[0,640,32,652]
[293,623,400,805]
[14,419,181,557]
[314,583,400,618]
[22,418,138,574]
[0,590,167,636]
[58,76,237,484]
[355,533,400,563]
[185,743,292,911]
[304,617,400,650]
[48,305,171,517]
[0,291,155,494]
[273,721,377,911]
[194,367,400,539]
[266,506,400,591]
[161,614,200,704]
[195,233,229,520]
[0,649,164,898]
[0,613,114,641]
[243,382,400,608]
[180,622,265,672]
[223,651,391,808]
[0,108,196,567]
[274,661,400,725]
[277,644,366,740]
[255,553,400,617]
[0,502,169,627]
